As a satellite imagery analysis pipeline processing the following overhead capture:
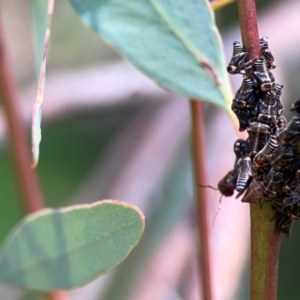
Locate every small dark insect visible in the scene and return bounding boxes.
[253,134,278,170]
[233,77,256,108]
[290,99,300,116]
[232,77,257,131]
[273,199,288,213]
[217,170,237,197]
[217,139,247,197]
[256,90,280,126]
[231,104,251,132]
[282,169,300,196]
[274,203,300,236]
[274,83,284,100]
[283,192,300,206]
[241,179,264,203]
[246,122,270,156]
[233,138,247,160]
[260,36,276,69]
[276,116,300,146]
[242,169,284,203]
[261,168,284,199]
[270,145,295,170]
[275,213,294,237]
[236,155,254,192]
[252,58,276,91]
[227,41,252,74]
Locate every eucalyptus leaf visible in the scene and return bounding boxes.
[30,0,55,168]
[0,200,145,291]
[68,0,232,112]
[31,0,48,75]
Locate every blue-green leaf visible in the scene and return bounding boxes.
[68,0,232,112]
[30,0,54,168]
[0,200,145,291]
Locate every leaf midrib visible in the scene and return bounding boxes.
[147,0,218,84]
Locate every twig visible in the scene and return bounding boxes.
[190,100,213,300]
[0,12,68,300]
[237,0,282,299]
[237,0,261,64]
[0,15,44,213]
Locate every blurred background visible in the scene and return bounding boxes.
[0,0,300,299]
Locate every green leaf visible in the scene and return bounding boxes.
[0,200,145,291]
[31,0,48,76]
[30,0,55,168]
[68,0,232,112]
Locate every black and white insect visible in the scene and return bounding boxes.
[252,58,276,92]
[246,122,270,157]
[260,36,276,69]
[227,41,252,75]
[261,168,285,199]
[217,139,247,197]
[236,155,254,192]
[253,134,278,170]
[219,36,300,236]
[232,77,257,131]
[276,117,300,147]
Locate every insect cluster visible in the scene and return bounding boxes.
[218,37,300,236]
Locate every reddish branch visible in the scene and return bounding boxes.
[0,15,69,300]
[237,1,282,299]
[190,100,213,300]
[238,0,261,62]
[0,16,44,213]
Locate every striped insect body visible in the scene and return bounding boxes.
[260,36,276,69]
[218,36,300,235]
[217,139,247,197]
[236,156,254,192]
[253,135,278,170]
[227,41,252,75]
[232,77,257,131]
[252,58,276,92]
[246,122,270,156]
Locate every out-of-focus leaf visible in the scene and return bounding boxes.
[0,104,138,245]
[68,0,232,112]
[30,0,55,168]
[0,200,145,291]
[31,0,48,75]
[211,0,236,11]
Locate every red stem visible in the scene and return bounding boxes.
[237,0,282,299]
[0,15,68,300]
[237,0,261,62]
[190,100,213,300]
[0,16,44,212]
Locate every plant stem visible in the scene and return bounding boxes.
[0,16,44,213]
[190,100,213,300]
[237,0,261,62]
[0,15,68,300]
[237,0,282,299]
[250,202,281,300]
